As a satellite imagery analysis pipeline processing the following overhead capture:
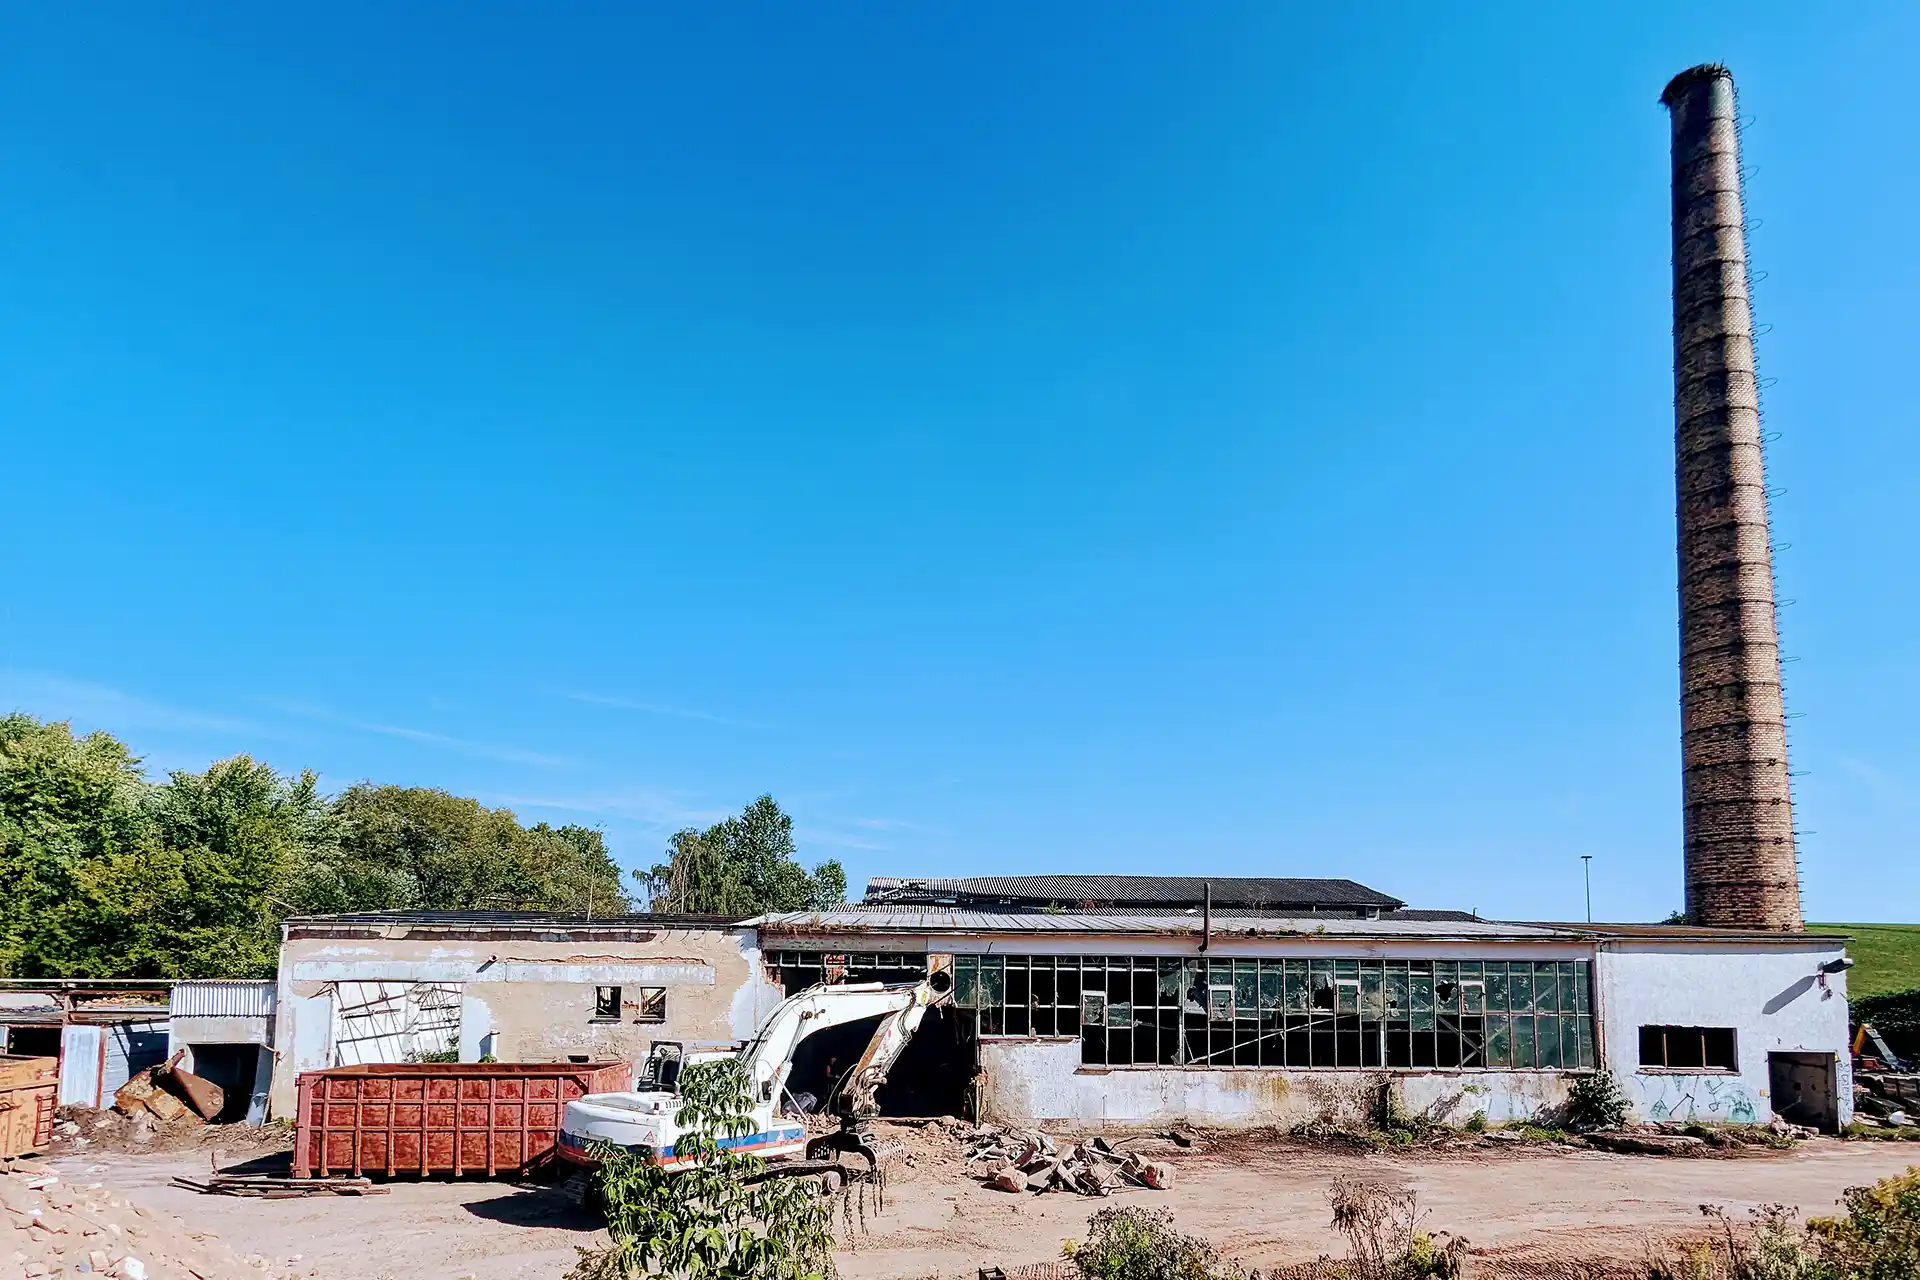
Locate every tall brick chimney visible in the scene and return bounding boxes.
[1662,64,1803,931]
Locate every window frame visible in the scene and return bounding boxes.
[1637,1024,1739,1072]
[948,953,1597,1072]
[592,985,622,1022]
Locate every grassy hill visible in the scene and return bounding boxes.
[1812,923,1920,998]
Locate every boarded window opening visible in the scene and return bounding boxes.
[1639,1025,1737,1071]
[635,987,667,1024]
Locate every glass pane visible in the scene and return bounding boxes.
[1514,1015,1536,1068]
[1485,962,1509,1013]
[1285,963,1308,1012]
[1487,1015,1510,1067]
[980,958,1005,1008]
[1558,964,1577,1016]
[1259,964,1283,1012]
[1574,963,1591,1014]
[1159,958,1184,1005]
[1576,1015,1595,1069]
[1234,963,1258,1015]
[1508,966,1532,1015]
[1109,1001,1134,1030]
[1462,981,1485,1015]
[1361,967,1385,1019]
[1537,1016,1563,1068]
[1386,968,1409,1021]
[954,956,979,1008]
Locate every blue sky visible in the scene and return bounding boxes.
[4,4,1915,923]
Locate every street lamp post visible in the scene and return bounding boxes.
[1581,855,1593,924]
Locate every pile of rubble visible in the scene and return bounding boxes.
[965,1127,1174,1196]
[1854,1074,1917,1129]
[2,1167,307,1280]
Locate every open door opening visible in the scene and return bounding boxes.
[782,1005,977,1121]
[1769,1051,1839,1133]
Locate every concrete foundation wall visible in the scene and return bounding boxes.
[977,1038,1571,1128]
[268,927,780,1117]
[1596,942,1851,1127]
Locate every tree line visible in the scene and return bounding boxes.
[0,713,846,980]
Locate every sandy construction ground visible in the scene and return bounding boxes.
[42,1131,1920,1280]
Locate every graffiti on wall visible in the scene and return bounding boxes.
[1634,1072,1758,1123]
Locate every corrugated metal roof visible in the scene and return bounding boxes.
[756,909,1846,947]
[284,910,740,928]
[755,908,1567,939]
[1525,922,1852,943]
[862,875,1403,910]
[170,981,276,1019]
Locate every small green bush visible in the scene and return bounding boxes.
[1807,1167,1920,1278]
[1648,1170,1920,1279]
[1462,1111,1487,1134]
[1564,1070,1631,1131]
[1072,1206,1246,1280]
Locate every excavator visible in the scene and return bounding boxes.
[557,969,952,1190]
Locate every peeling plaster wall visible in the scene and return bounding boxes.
[268,927,769,1117]
[1595,942,1851,1128]
[977,1039,1570,1128]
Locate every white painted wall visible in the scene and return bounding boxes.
[978,1038,1571,1128]
[1595,941,1852,1129]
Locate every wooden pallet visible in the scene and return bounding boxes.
[170,1174,390,1198]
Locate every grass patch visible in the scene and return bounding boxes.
[1809,922,1920,998]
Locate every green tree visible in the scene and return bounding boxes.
[641,796,846,915]
[291,784,628,915]
[0,716,330,978]
[1,713,634,979]
[0,714,156,977]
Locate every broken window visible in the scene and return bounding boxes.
[768,949,927,991]
[1639,1025,1737,1071]
[947,953,1595,1072]
[635,987,667,1023]
[593,986,621,1021]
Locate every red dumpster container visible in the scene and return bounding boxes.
[293,1061,631,1178]
[0,1054,60,1158]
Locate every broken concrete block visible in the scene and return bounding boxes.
[988,1167,1026,1193]
[1586,1130,1706,1156]
[1137,1160,1174,1189]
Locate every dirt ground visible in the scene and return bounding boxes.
[37,1128,1920,1280]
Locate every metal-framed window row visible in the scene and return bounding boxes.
[951,955,1596,1071]
[766,949,928,990]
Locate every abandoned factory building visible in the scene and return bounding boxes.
[261,874,1855,1133]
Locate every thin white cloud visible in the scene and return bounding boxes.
[558,690,763,729]
[0,671,260,737]
[487,788,725,831]
[797,825,894,852]
[268,699,570,768]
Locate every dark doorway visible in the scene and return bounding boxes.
[184,1045,263,1123]
[1769,1051,1838,1132]
[783,1006,976,1121]
[4,1026,62,1057]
